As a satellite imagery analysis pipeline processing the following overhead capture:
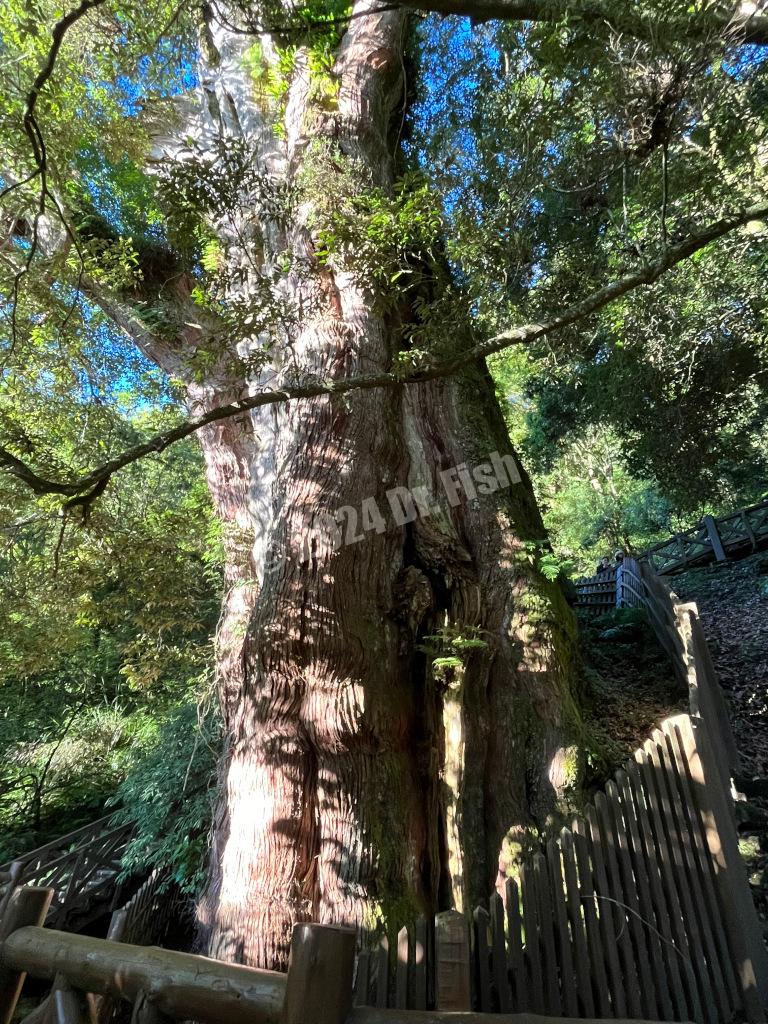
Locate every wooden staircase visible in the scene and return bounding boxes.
[0,816,132,932]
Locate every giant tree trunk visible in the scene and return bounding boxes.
[162,2,581,970]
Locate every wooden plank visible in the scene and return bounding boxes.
[532,854,560,1016]
[664,722,740,1013]
[689,611,740,775]
[490,893,511,1013]
[614,769,674,1021]
[395,927,409,1010]
[519,861,545,1014]
[504,878,528,1012]
[676,714,768,1020]
[583,806,625,1018]
[434,911,470,1011]
[473,907,492,1011]
[545,840,578,1018]
[626,759,691,1021]
[645,737,718,1024]
[572,821,611,1018]
[656,726,736,1021]
[604,782,657,1019]
[354,950,371,1007]
[413,917,427,1011]
[560,830,595,1018]
[373,937,388,1009]
[637,749,703,1023]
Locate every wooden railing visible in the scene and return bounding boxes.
[640,497,768,575]
[573,571,617,614]
[0,908,668,1024]
[574,498,768,601]
[615,557,739,779]
[0,818,132,932]
[350,713,767,1023]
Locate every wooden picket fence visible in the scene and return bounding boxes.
[352,714,766,1022]
[353,562,767,1022]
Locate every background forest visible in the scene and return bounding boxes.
[1,0,766,903]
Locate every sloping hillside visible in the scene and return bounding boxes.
[674,552,768,783]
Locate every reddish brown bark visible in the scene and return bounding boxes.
[155,2,583,970]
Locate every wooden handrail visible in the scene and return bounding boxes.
[0,818,116,874]
[1,926,286,1024]
[13,826,131,883]
[0,917,687,1024]
[640,496,768,573]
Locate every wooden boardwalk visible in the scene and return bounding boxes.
[0,817,132,932]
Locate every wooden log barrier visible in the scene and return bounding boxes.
[0,927,286,1024]
[0,887,53,1024]
[2,916,697,1024]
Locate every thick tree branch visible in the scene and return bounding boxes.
[395,0,768,46]
[2,200,766,502]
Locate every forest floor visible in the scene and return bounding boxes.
[577,605,687,787]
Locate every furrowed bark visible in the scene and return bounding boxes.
[143,1,582,968]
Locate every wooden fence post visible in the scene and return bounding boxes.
[434,910,471,1011]
[47,974,83,1024]
[0,863,26,923]
[0,886,53,1024]
[88,910,128,1024]
[129,990,168,1024]
[282,923,356,1024]
[702,515,727,562]
[675,714,768,1020]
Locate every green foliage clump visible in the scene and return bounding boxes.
[0,386,223,859]
[418,622,489,672]
[412,10,768,566]
[110,696,221,895]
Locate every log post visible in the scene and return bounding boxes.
[674,714,768,1020]
[47,974,83,1024]
[0,887,53,1024]
[702,515,727,562]
[434,910,471,1011]
[282,924,356,1024]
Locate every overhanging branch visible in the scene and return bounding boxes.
[394,0,768,46]
[3,200,766,502]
